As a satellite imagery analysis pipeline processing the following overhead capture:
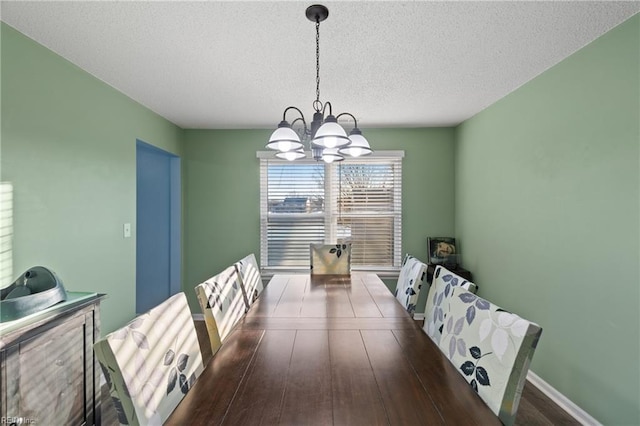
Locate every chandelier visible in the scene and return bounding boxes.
[266,4,372,163]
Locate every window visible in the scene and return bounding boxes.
[259,152,403,271]
[0,182,12,287]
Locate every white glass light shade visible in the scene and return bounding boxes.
[321,148,344,163]
[275,149,306,161]
[266,127,304,151]
[339,133,372,157]
[312,121,351,149]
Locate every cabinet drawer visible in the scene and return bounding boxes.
[11,314,86,425]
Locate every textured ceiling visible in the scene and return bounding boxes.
[2,1,639,129]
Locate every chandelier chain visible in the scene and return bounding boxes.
[315,19,321,105]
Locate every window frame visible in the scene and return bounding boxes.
[257,150,404,275]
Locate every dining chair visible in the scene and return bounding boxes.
[394,254,428,315]
[234,253,264,309]
[94,292,204,426]
[439,286,543,426]
[310,243,351,275]
[423,265,478,345]
[195,265,248,355]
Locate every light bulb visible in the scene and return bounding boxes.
[279,141,292,152]
[323,155,335,163]
[284,151,298,161]
[324,137,337,149]
[350,147,363,157]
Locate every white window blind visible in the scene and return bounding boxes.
[259,152,403,271]
[0,182,13,287]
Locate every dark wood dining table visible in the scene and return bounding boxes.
[166,272,500,425]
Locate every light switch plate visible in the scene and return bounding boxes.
[123,223,131,238]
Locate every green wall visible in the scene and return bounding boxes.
[182,128,456,313]
[454,15,639,425]
[4,13,639,423]
[1,23,184,334]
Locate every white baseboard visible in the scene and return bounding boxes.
[413,313,425,321]
[192,313,204,321]
[526,371,601,425]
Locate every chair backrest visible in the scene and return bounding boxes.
[310,243,351,275]
[394,254,427,315]
[195,265,248,355]
[439,286,542,426]
[234,253,264,308]
[423,265,478,345]
[94,292,203,426]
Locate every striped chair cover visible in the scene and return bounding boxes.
[195,265,248,355]
[234,253,264,308]
[94,292,203,425]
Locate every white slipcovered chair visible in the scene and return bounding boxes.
[195,265,248,355]
[234,253,264,308]
[439,286,542,426]
[423,265,478,345]
[394,254,427,315]
[94,292,204,425]
[310,243,351,275]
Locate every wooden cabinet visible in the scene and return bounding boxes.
[0,293,105,425]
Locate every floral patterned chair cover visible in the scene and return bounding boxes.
[195,265,248,355]
[394,254,427,315]
[93,292,204,426]
[439,286,542,426]
[423,265,478,345]
[310,243,351,275]
[234,253,264,308]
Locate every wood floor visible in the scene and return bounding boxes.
[100,319,581,425]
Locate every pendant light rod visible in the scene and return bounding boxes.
[336,112,359,129]
[281,106,305,122]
